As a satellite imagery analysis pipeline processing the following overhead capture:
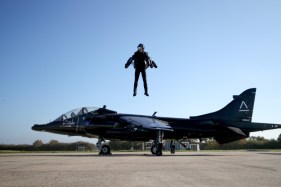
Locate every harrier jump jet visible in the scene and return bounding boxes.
[32,88,281,156]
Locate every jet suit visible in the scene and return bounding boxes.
[125,43,157,96]
[132,50,150,96]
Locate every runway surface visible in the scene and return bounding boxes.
[0,151,280,187]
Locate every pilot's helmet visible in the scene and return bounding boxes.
[137,43,144,49]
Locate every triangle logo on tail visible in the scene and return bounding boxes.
[239,101,249,112]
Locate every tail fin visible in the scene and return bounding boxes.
[190,88,256,122]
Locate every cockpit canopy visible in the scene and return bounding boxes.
[53,107,98,122]
[53,106,117,122]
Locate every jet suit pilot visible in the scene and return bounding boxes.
[125,43,157,97]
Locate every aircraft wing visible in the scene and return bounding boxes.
[120,116,173,132]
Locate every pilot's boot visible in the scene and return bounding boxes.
[144,84,149,96]
[144,91,149,96]
[144,88,149,96]
[133,83,137,96]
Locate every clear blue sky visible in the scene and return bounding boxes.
[0,0,280,144]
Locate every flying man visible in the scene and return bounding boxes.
[125,43,157,97]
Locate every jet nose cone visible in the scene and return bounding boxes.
[32,124,45,131]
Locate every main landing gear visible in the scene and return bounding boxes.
[96,137,112,155]
[170,139,190,154]
[170,140,176,154]
[151,139,185,155]
[151,131,164,156]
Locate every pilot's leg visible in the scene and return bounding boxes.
[141,69,149,96]
[134,70,141,96]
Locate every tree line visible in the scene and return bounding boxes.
[1,134,281,151]
[200,135,281,150]
[0,140,94,151]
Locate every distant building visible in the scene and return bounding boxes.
[77,145,85,152]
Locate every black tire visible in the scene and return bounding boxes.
[151,145,157,155]
[170,145,175,154]
[100,145,111,155]
[156,150,162,156]
[156,143,163,156]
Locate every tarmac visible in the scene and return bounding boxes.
[0,151,281,187]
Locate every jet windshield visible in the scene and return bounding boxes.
[53,107,99,122]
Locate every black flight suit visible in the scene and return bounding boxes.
[131,51,150,94]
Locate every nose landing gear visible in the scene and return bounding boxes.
[96,137,112,155]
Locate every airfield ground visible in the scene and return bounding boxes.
[0,151,280,187]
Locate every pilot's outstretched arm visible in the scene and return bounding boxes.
[125,57,133,68]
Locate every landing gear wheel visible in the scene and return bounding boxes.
[156,150,162,156]
[153,131,164,156]
[151,145,157,155]
[155,143,163,156]
[99,145,111,155]
[170,144,175,154]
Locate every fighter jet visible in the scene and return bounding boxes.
[32,88,281,156]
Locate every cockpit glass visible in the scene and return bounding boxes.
[53,107,99,122]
